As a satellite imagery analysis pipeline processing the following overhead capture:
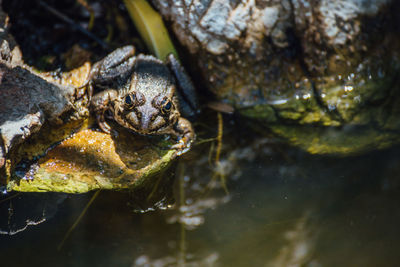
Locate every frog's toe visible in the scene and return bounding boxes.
[99,122,111,134]
[171,138,192,155]
[97,114,112,134]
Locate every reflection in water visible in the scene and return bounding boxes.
[0,193,67,235]
[1,136,400,266]
[268,212,315,266]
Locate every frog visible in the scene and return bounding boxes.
[85,45,198,155]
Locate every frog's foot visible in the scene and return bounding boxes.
[171,137,193,156]
[171,117,195,155]
[172,117,196,156]
[96,114,112,134]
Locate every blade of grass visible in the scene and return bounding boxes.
[123,0,178,61]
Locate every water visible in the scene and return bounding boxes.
[1,139,400,267]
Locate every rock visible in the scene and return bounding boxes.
[151,0,400,154]
[0,0,22,66]
[8,127,176,193]
[0,62,76,178]
[0,1,79,179]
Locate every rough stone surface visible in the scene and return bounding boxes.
[152,0,400,154]
[0,63,76,172]
[153,0,294,55]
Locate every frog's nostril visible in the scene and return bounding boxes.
[141,115,151,129]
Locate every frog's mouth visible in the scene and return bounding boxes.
[119,111,169,135]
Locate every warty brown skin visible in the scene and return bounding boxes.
[87,46,195,154]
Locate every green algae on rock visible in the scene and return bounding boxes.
[8,127,177,193]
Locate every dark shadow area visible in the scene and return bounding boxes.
[2,0,142,70]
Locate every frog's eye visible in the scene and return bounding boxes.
[124,93,136,108]
[161,100,172,114]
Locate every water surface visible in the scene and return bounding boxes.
[1,140,399,267]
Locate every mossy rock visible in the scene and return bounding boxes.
[8,126,177,193]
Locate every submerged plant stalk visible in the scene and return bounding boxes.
[58,190,101,250]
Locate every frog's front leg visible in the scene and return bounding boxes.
[90,45,136,84]
[91,89,119,134]
[171,117,195,155]
[166,54,199,118]
[83,46,137,100]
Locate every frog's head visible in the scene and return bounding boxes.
[113,86,180,135]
